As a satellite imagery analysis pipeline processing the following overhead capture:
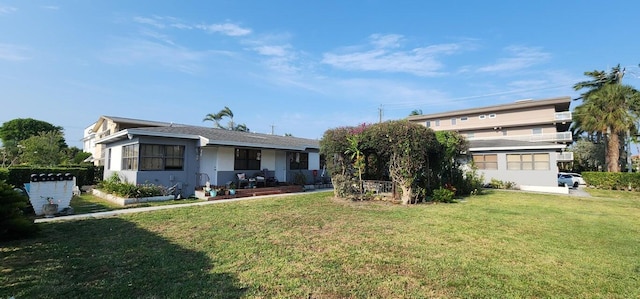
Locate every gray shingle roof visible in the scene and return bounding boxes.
[129,125,320,151]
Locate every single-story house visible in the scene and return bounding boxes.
[468,139,567,188]
[96,124,322,197]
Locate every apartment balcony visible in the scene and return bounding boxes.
[467,131,573,143]
[556,151,574,162]
[554,111,572,122]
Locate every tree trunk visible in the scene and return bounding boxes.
[400,184,412,205]
[608,131,620,172]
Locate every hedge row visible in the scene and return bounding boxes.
[581,171,640,191]
[1,165,104,188]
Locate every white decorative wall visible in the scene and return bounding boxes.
[27,175,75,216]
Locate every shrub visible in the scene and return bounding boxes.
[432,187,456,203]
[331,174,357,198]
[97,173,163,198]
[582,171,640,190]
[0,180,39,240]
[489,178,516,190]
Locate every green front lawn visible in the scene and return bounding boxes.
[2,190,639,298]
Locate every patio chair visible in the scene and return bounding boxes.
[236,173,249,188]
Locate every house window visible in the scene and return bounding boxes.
[467,132,475,138]
[235,148,261,170]
[290,152,309,170]
[451,118,456,125]
[489,113,496,118]
[426,121,431,128]
[139,144,185,171]
[435,120,440,127]
[532,128,543,134]
[460,116,468,121]
[473,154,498,170]
[479,115,486,120]
[506,153,550,170]
[122,144,139,170]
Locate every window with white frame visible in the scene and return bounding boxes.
[426,121,431,128]
[506,153,549,170]
[473,154,498,170]
[121,144,139,170]
[479,115,486,120]
[460,116,468,121]
[489,113,496,118]
[435,119,440,126]
[451,118,456,125]
[532,128,543,134]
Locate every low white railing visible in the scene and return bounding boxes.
[554,111,572,122]
[556,152,574,161]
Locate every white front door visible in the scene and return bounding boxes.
[200,147,218,185]
[275,151,287,183]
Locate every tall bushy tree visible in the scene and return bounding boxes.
[0,118,66,166]
[20,131,66,166]
[573,73,640,172]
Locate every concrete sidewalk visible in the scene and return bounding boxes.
[35,189,333,223]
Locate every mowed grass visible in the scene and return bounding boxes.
[2,190,639,298]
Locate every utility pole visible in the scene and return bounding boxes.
[378,105,383,123]
[270,124,275,135]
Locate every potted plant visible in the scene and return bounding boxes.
[228,182,236,195]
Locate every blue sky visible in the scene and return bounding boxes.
[2,1,640,148]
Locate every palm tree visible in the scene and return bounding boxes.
[218,106,234,130]
[202,112,224,128]
[203,106,235,129]
[573,82,640,172]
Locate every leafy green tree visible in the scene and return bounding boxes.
[64,146,93,164]
[20,131,66,166]
[573,82,640,172]
[0,118,66,165]
[409,109,423,116]
[568,138,605,172]
[0,118,64,144]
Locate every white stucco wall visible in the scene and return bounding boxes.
[217,147,235,171]
[477,151,558,187]
[260,149,276,171]
[308,152,320,170]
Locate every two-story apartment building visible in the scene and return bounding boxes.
[407,96,573,188]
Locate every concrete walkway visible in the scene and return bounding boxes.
[35,189,334,224]
[568,186,591,197]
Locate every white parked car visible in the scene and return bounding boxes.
[557,173,586,188]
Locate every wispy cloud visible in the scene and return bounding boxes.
[41,5,59,10]
[133,16,166,28]
[196,23,251,36]
[0,5,17,14]
[100,38,229,74]
[0,44,31,61]
[322,34,463,76]
[477,46,551,73]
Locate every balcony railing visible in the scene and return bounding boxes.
[467,131,573,143]
[554,111,572,122]
[556,152,574,162]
